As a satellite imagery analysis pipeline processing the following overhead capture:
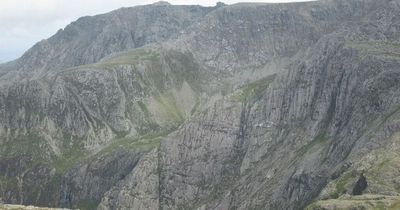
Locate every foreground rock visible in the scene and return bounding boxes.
[306,195,400,210]
[0,204,69,210]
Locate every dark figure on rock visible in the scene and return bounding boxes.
[352,173,368,195]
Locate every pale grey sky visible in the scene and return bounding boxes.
[0,0,313,63]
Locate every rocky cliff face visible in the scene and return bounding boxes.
[1,0,400,209]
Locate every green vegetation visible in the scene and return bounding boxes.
[389,201,400,210]
[0,130,87,173]
[73,48,160,70]
[220,81,233,96]
[164,50,203,92]
[334,172,356,198]
[346,40,400,49]
[0,131,50,165]
[305,202,318,210]
[364,40,400,48]
[296,134,329,158]
[306,195,400,210]
[51,133,86,173]
[364,144,400,193]
[97,127,177,156]
[45,50,199,172]
[100,48,160,66]
[231,74,276,103]
[380,105,400,128]
[126,100,160,135]
[0,175,17,190]
[76,200,99,210]
[137,100,151,119]
[190,96,201,116]
[79,49,202,97]
[0,204,63,210]
[346,41,400,58]
[154,92,185,124]
[0,48,203,209]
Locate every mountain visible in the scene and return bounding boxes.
[1,0,400,209]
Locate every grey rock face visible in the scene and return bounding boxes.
[2,0,400,210]
[0,48,202,208]
[11,4,215,74]
[98,149,160,210]
[172,0,382,73]
[158,99,244,209]
[59,150,142,209]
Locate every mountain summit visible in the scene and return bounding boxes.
[152,1,171,6]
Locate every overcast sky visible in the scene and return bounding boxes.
[0,0,312,63]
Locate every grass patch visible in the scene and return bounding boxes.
[231,74,276,103]
[0,131,52,167]
[154,92,185,125]
[304,202,318,210]
[0,175,17,190]
[76,200,99,210]
[0,130,87,173]
[389,201,400,210]
[346,41,400,58]
[137,101,151,119]
[296,134,329,158]
[307,195,400,210]
[164,50,203,92]
[51,133,86,173]
[97,127,177,156]
[363,41,400,48]
[380,105,400,127]
[74,48,160,70]
[333,172,356,198]
[190,95,201,116]
[100,48,160,66]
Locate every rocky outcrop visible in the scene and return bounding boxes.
[0,48,202,208]
[98,149,160,210]
[59,150,143,209]
[305,195,400,210]
[12,4,215,74]
[1,0,400,209]
[0,204,70,210]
